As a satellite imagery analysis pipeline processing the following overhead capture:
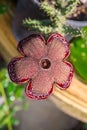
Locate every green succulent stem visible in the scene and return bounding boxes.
[65,0,79,17]
[23,0,80,36]
[0,83,13,130]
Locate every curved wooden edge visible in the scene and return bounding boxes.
[50,96,87,123]
[50,74,87,122]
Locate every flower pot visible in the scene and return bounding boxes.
[66,19,87,28]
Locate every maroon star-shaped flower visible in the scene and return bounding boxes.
[8,33,73,100]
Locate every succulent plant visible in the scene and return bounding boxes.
[70,27,87,82]
[23,0,80,36]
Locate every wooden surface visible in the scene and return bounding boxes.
[0,13,87,122]
[51,75,87,122]
[0,13,19,62]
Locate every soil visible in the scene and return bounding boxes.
[68,3,87,21]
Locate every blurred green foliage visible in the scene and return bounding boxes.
[0,5,8,15]
[83,123,87,130]
[70,27,87,82]
[0,69,28,129]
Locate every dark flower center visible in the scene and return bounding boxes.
[40,59,51,69]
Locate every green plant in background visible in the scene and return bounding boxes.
[0,69,28,130]
[23,0,80,36]
[70,27,87,82]
[0,4,8,15]
[0,0,17,16]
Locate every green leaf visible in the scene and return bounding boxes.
[7,83,16,95]
[0,68,28,128]
[15,86,23,98]
[83,123,87,130]
[0,5,8,15]
[82,26,87,36]
[11,118,20,126]
[0,69,7,81]
[64,25,81,36]
[70,37,87,82]
[0,113,12,128]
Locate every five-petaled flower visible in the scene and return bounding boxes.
[8,33,73,100]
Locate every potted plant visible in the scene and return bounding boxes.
[13,0,87,40]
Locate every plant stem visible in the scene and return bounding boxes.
[0,83,13,130]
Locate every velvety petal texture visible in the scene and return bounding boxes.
[47,33,70,61]
[52,61,73,89]
[25,71,53,100]
[8,33,74,100]
[8,57,38,83]
[18,34,47,59]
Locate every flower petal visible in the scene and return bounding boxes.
[8,57,38,83]
[25,71,53,100]
[47,33,70,62]
[52,61,73,89]
[18,34,47,59]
